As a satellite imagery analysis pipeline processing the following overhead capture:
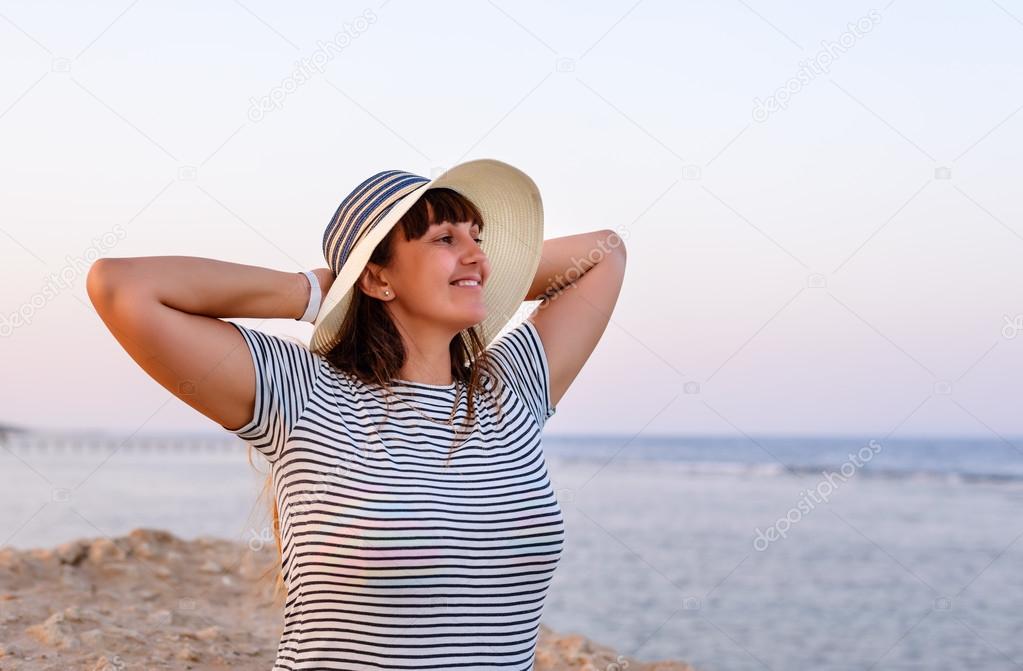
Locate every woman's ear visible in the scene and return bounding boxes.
[356,266,375,296]
[357,263,389,298]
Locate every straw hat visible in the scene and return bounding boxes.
[310,158,544,356]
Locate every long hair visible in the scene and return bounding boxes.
[249,187,507,606]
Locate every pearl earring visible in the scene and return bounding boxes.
[384,290,390,297]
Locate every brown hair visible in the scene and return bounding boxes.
[249,187,506,606]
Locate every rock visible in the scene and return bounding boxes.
[28,548,55,563]
[0,609,22,624]
[91,654,127,670]
[129,528,176,545]
[199,559,223,574]
[146,609,175,626]
[147,608,202,628]
[59,564,90,590]
[555,632,587,658]
[0,549,22,570]
[117,627,146,643]
[88,538,127,563]
[81,628,104,646]
[128,528,179,560]
[63,605,86,621]
[55,540,88,566]
[25,611,80,650]
[176,644,200,661]
[108,561,140,579]
[196,625,222,641]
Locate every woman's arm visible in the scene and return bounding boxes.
[89,256,328,318]
[86,256,333,431]
[521,230,627,407]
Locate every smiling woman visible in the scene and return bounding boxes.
[85,159,628,670]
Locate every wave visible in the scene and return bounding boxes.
[547,456,1023,485]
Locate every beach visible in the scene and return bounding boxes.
[0,527,694,670]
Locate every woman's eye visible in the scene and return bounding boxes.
[438,235,484,245]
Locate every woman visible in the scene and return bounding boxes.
[86,159,627,670]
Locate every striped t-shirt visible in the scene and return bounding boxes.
[221,318,565,670]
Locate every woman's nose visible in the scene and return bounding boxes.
[462,235,486,261]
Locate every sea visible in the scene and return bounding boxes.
[2,430,1022,671]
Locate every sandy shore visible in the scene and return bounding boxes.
[0,528,694,670]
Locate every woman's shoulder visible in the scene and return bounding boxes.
[229,322,361,399]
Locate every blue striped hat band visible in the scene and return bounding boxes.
[322,170,430,275]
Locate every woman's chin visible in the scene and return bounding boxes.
[452,308,487,331]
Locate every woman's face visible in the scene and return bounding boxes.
[384,217,490,333]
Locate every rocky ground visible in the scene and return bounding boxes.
[0,528,694,670]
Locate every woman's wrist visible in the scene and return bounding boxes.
[296,271,321,322]
[292,271,312,320]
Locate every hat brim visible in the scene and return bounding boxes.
[309,158,544,356]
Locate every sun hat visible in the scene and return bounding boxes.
[309,158,544,356]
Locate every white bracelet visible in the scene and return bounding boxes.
[298,271,321,323]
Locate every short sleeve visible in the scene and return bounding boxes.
[221,322,321,463]
[485,318,557,428]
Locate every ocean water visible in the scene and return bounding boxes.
[2,431,1022,670]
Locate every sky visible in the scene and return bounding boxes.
[1,0,1021,441]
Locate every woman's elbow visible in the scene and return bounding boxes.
[86,258,132,310]
[601,229,627,264]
